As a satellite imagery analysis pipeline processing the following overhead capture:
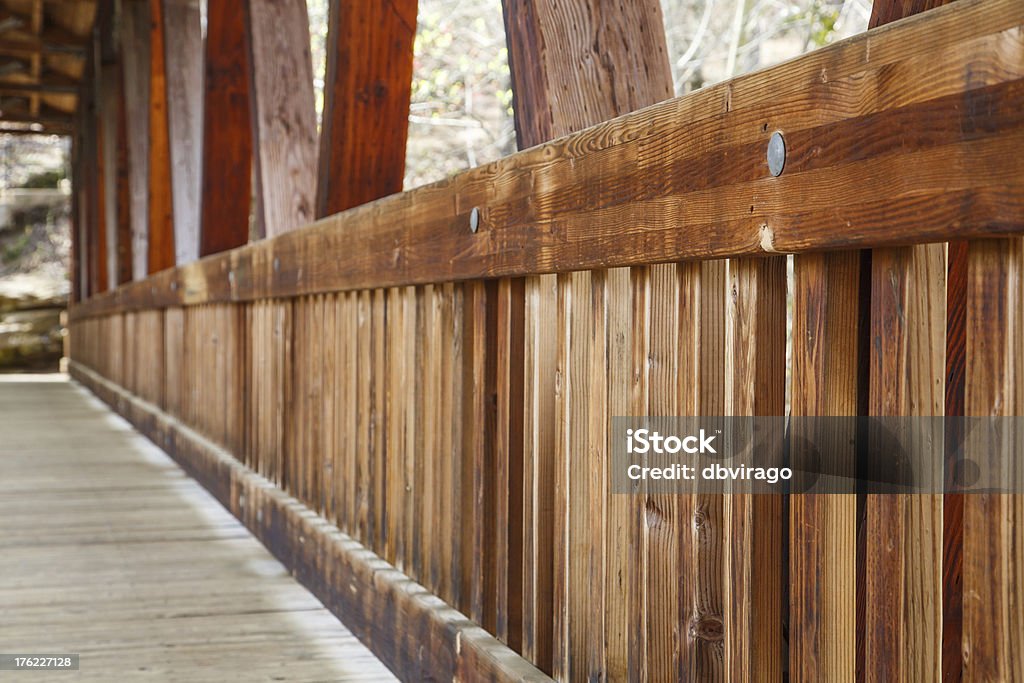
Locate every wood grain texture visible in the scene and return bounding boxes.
[199,0,253,256]
[864,3,952,680]
[101,61,119,289]
[162,0,203,265]
[68,362,553,683]
[724,257,785,681]
[245,0,318,238]
[501,0,675,677]
[866,244,945,681]
[121,0,151,280]
[316,0,416,216]
[72,0,1024,317]
[501,0,673,146]
[0,377,398,683]
[147,0,175,274]
[943,239,968,683]
[962,239,1024,682]
[789,252,861,681]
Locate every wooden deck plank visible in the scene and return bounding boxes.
[0,376,396,682]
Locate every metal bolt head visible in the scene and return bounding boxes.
[767,131,786,177]
[469,207,480,233]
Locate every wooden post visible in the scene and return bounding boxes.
[101,56,133,287]
[70,125,81,303]
[89,25,109,295]
[121,0,151,279]
[199,0,252,257]
[245,0,318,238]
[147,0,174,274]
[316,0,417,217]
[501,0,675,675]
[162,0,203,265]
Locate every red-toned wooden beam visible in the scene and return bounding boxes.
[199,0,252,256]
[147,0,174,274]
[315,0,417,217]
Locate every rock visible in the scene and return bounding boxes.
[0,273,67,371]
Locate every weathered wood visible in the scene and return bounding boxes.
[245,0,318,237]
[115,61,132,286]
[121,0,151,280]
[199,0,252,256]
[101,60,120,288]
[70,130,81,302]
[70,0,1024,317]
[316,0,417,216]
[724,257,785,680]
[502,0,674,675]
[91,43,108,295]
[862,0,951,679]
[147,0,174,274]
[0,376,398,683]
[502,0,673,146]
[789,252,861,681]
[866,245,945,680]
[162,0,203,265]
[962,238,1024,681]
[943,239,968,683]
[69,361,554,683]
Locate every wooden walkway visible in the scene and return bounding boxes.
[0,375,396,682]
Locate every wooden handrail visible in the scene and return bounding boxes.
[69,0,1024,321]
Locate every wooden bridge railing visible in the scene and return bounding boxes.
[67,0,1024,680]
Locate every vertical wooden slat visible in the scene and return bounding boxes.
[867,245,945,681]
[644,262,686,681]
[245,0,318,237]
[162,0,203,265]
[200,0,253,256]
[121,0,151,280]
[316,0,417,216]
[520,273,556,669]
[962,239,1024,682]
[147,0,175,274]
[500,1,674,674]
[863,4,953,681]
[790,252,861,681]
[723,257,785,680]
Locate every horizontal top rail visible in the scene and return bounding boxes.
[70,0,1024,320]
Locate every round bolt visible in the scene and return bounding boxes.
[469,207,480,233]
[767,131,786,177]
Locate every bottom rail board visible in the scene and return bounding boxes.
[69,361,551,683]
